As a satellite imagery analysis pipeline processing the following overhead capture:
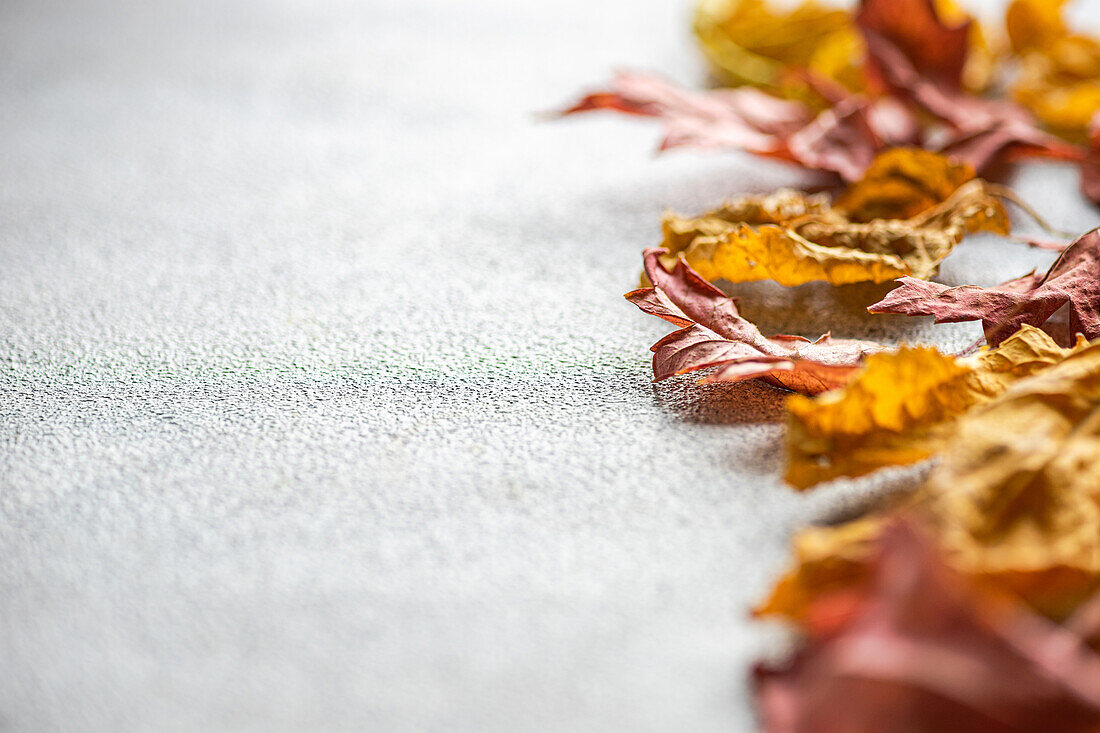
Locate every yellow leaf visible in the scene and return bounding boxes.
[693,0,859,100]
[760,336,1100,625]
[1006,0,1068,55]
[834,147,975,222]
[659,149,1010,287]
[785,326,1086,489]
[1006,0,1100,138]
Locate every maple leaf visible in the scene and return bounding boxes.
[785,325,1085,490]
[558,71,810,153]
[857,22,1084,174]
[869,227,1100,347]
[657,150,1010,287]
[625,248,882,394]
[558,72,918,181]
[857,0,971,93]
[754,522,1100,733]
[761,338,1100,625]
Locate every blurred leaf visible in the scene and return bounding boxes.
[755,522,1100,733]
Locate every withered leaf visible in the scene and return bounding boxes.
[785,325,1084,490]
[693,0,860,98]
[869,227,1100,347]
[558,71,810,153]
[857,0,971,93]
[1007,0,1100,139]
[626,248,882,394]
[658,150,1009,287]
[859,26,1084,174]
[761,338,1100,624]
[559,72,916,181]
[755,522,1100,733]
[1082,112,1100,205]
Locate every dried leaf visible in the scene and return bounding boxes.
[785,325,1084,490]
[1007,0,1100,139]
[558,71,810,153]
[858,25,1084,174]
[1082,112,1100,205]
[559,72,917,181]
[658,152,1009,287]
[761,339,1100,624]
[869,227,1100,347]
[693,0,860,98]
[857,0,971,93]
[626,248,882,394]
[833,146,975,222]
[755,522,1100,733]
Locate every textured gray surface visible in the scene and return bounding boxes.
[2,0,1099,731]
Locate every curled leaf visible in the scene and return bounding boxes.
[761,338,1100,624]
[658,150,1010,287]
[755,522,1100,733]
[626,248,882,394]
[785,325,1084,490]
[869,227,1100,347]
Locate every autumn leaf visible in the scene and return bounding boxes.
[858,22,1084,174]
[657,149,1010,287]
[857,0,971,93]
[869,227,1100,347]
[625,248,882,394]
[785,325,1084,490]
[558,72,918,181]
[1082,112,1100,205]
[693,0,862,100]
[558,71,810,153]
[1007,0,1100,140]
[754,522,1100,733]
[761,338,1100,624]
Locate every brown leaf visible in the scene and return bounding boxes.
[869,227,1100,347]
[754,522,1100,733]
[625,248,882,394]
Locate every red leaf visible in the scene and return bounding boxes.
[626,249,882,394]
[1081,113,1100,206]
[559,72,918,181]
[754,522,1100,733]
[857,0,970,93]
[858,31,1083,175]
[868,228,1100,347]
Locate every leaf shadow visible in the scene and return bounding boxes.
[651,373,788,425]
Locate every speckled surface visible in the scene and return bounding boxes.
[1,0,1098,731]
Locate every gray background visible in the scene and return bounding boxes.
[2,0,1098,730]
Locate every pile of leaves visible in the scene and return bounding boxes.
[559,0,1100,729]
